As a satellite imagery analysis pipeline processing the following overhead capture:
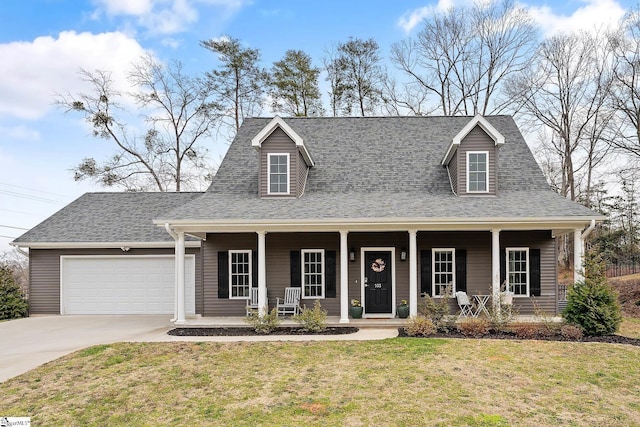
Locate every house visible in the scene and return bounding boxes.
[12,115,602,323]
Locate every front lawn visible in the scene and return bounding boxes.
[1,338,639,426]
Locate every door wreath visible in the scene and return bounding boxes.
[371,258,386,273]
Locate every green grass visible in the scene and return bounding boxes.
[1,337,639,426]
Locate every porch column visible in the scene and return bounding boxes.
[491,229,501,304]
[175,231,186,325]
[339,230,350,323]
[257,231,267,316]
[574,228,584,283]
[408,230,418,317]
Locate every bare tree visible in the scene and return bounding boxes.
[390,0,536,116]
[323,44,347,117]
[508,32,614,267]
[201,36,269,134]
[607,9,640,158]
[508,32,613,201]
[57,54,220,191]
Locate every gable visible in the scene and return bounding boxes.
[258,127,303,198]
[442,114,505,166]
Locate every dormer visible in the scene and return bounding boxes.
[252,116,314,198]
[441,115,504,196]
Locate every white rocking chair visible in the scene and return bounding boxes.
[455,291,475,319]
[276,287,301,316]
[245,287,259,316]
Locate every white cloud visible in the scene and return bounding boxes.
[93,0,250,35]
[400,0,627,36]
[398,0,474,33]
[0,31,147,120]
[528,0,627,37]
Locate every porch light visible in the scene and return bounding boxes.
[349,248,356,261]
[400,249,407,261]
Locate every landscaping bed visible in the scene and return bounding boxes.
[397,327,640,346]
[168,326,359,336]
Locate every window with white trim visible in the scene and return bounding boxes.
[268,153,290,194]
[302,249,324,298]
[507,248,529,296]
[229,250,252,298]
[432,248,455,297]
[467,151,489,193]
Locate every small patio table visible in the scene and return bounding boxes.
[473,294,491,317]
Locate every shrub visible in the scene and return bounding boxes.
[563,252,622,336]
[418,287,454,332]
[487,291,518,331]
[559,324,584,341]
[457,317,490,338]
[405,316,436,337]
[292,300,327,333]
[244,307,281,334]
[512,322,554,339]
[0,265,28,320]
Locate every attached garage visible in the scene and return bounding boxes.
[60,255,196,315]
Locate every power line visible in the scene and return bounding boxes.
[0,234,17,239]
[0,225,29,231]
[0,190,63,204]
[0,182,66,198]
[0,209,37,216]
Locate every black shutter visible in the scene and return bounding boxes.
[325,250,336,298]
[456,249,467,293]
[290,251,301,287]
[252,250,258,288]
[530,249,541,297]
[500,249,506,287]
[217,251,229,299]
[420,250,432,296]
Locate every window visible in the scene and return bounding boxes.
[507,248,529,296]
[229,250,252,298]
[268,153,289,194]
[302,249,324,298]
[432,248,455,297]
[467,151,488,193]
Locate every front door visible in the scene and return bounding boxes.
[363,250,393,314]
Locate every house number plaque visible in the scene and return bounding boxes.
[373,283,382,289]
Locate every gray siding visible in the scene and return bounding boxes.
[259,127,300,198]
[456,126,498,196]
[203,230,556,316]
[448,151,459,194]
[29,247,203,315]
[297,151,308,197]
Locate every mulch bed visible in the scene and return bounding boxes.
[397,328,640,346]
[168,327,359,336]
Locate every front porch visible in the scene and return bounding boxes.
[167,226,592,324]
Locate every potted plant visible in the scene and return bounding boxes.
[397,299,410,318]
[350,299,363,319]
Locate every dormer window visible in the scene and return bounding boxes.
[268,153,290,195]
[467,151,489,193]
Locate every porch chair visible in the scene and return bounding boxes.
[500,291,514,307]
[245,287,259,316]
[276,287,302,316]
[455,291,475,319]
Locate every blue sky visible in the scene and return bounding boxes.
[0,0,634,251]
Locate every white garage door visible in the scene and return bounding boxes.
[61,255,196,315]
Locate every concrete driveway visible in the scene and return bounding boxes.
[0,315,173,382]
